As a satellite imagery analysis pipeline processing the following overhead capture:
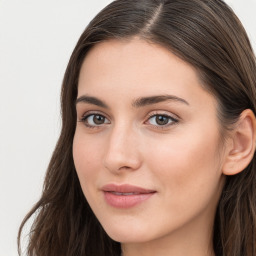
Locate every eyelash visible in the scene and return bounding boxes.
[79,111,179,129]
[146,113,179,129]
[79,112,110,129]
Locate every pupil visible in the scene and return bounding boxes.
[156,115,168,125]
[93,115,104,124]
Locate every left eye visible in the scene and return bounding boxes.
[147,114,177,126]
[81,114,110,126]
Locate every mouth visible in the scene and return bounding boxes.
[101,184,156,208]
[109,192,141,195]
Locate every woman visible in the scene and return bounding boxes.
[18,0,256,255]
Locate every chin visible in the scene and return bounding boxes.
[102,222,153,244]
[107,232,150,244]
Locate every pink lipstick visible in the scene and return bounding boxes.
[101,184,156,208]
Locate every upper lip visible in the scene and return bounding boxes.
[101,184,156,194]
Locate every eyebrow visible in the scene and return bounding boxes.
[75,94,189,108]
[132,95,189,107]
[76,95,109,108]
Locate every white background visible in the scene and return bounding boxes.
[0,1,255,255]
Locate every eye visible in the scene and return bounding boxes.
[80,113,110,127]
[147,114,178,127]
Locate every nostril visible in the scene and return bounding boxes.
[118,166,131,170]
[103,154,142,174]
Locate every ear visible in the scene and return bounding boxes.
[222,109,256,176]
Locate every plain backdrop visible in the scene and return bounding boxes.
[0,1,255,255]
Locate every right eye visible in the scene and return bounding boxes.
[80,114,110,128]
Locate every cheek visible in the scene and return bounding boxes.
[145,126,222,197]
[142,131,223,229]
[72,132,102,183]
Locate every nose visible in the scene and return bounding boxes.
[103,124,142,174]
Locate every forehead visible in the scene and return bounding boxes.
[78,38,216,110]
[79,38,197,82]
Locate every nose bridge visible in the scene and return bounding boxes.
[103,121,141,172]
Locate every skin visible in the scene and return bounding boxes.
[73,38,228,256]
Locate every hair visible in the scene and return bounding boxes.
[18,0,256,255]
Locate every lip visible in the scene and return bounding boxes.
[101,184,156,208]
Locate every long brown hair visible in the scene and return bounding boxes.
[18,0,256,255]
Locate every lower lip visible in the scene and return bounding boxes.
[103,192,155,208]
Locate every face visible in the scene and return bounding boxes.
[73,38,226,245]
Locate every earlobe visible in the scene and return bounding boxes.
[222,109,256,176]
